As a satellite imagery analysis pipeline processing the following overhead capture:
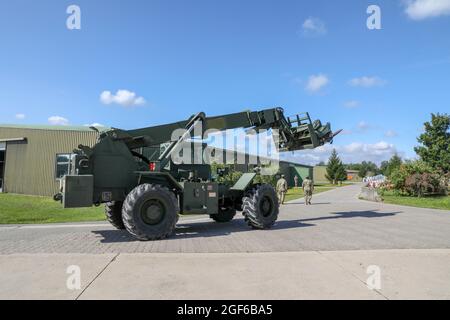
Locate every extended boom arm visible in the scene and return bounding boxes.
[107,107,339,153]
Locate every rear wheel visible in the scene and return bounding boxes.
[210,207,236,223]
[105,201,125,230]
[122,184,179,241]
[242,184,279,229]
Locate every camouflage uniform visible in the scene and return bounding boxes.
[302,178,314,205]
[276,176,288,205]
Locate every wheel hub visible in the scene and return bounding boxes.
[260,196,273,217]
[141,200,166,225]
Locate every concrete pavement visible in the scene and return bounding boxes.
[1,250,449,299]
[0,184,449,299]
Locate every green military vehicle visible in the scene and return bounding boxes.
[54,108,339,240]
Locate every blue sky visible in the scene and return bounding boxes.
[1,0,449,165]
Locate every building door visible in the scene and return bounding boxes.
[0,142,5,192]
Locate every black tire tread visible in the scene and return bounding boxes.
[210,207,236,223]
[122,184,179,241]
[105,201,125,230]
[242,184,279,229]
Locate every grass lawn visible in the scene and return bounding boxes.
[0,183,346,224]
[381,191,450,211]
[0,193,105,224]
[284,185,338,202]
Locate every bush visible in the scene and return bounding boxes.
[388,160,447,197]
[404,173,445,197]
[389,170,407,194]
[210,163,278,187]
[253,174,277,187]
[211,163,243,186]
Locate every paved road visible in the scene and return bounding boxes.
[2,249,449,300]
[1,184,449,299]
[0,184,449,254]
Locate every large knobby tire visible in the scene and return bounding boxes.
[122,184,179,241]
[242,184,279,229]
[105,201,125,230]
[210,207,236,223]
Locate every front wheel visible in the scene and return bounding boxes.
[122,184,179,241]
[242,184,279,229]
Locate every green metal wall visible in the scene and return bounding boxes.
[290,166,313,186]
[313,166,329,183]
[277,162,313,188]
[0,127,98,196]
[313,166,362,183]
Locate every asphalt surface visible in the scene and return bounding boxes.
[0,184,449,254]
[1,184,449,300]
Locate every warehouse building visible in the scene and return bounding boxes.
[313,165,363,183]
[0,125,99,196]
[277,161,313,187]
[0,124,313,197]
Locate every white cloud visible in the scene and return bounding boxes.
[48,116,69,126]
[404,0,450,20]
[100,89,146,107]
[340,129,353,135]
[15,113,25,120]
[84,123,105,127]
[282,141,400,166]
[349,76,386,88]
[385,130,398,137]
[305,74,329,93]
[301,17,327,37]
[357,121,370,131]
[343,100,360,108]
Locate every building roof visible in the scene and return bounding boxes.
[282,161,314,168]
[0,124,109,132]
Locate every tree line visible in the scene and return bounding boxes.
[323,113,449,197]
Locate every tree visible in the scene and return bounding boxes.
[358,162,369,178]
[380,161,389,175]
[325,149,347,184]
[414,113,450,174]
[335,165,347,184]
[358,161,379,178]
[345,163,362,171]
[383,154,402,177]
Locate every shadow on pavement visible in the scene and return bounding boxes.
[283,202,331,206]
[92,210,399,243]
[299,210,400,223]
[92,217,314,243]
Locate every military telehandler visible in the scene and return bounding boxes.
[54,108,340,240]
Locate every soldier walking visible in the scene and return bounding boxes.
[302,176,314,205]
[276,174,288,205]
[294,175,299,188]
